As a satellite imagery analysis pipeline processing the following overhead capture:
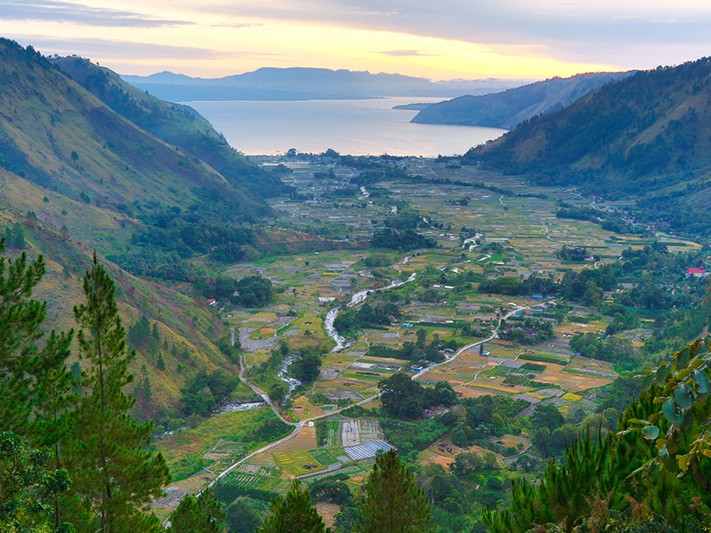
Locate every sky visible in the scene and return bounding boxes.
[1,0,710,80]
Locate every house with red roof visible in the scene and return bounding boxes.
[685,266,708,278]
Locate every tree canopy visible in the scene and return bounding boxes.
[357,449,431,532]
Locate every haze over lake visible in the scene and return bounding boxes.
[186,97,506,157]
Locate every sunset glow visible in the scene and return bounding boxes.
[2,1,710,79]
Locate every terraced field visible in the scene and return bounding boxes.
[194,156,702,504]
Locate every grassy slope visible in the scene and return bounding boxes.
[0,191,234,416]
[0,40,265,218]
[0,40,267,415]
[51,56,287,200]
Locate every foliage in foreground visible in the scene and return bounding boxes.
[484,337,711,532]
[356,449,431,532]
[257,482,328,533]
[0,243,168,532]
[168,489,225,533]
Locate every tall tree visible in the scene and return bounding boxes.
[0,240,46,434]
[379,373,424,419]
[257,482,328,533]
[65,254,169,532]
[32,330,75,530]
[357,450,431,532]
[169,489,225,533]
[0,241,74,531]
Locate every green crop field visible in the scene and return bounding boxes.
[309,447,341,466]
[273,450,328,476]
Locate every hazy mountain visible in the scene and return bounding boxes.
[121,67,531,102]
[411,72,634,129]
[470,58,711,236]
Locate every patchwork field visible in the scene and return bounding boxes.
[190,156,702,506]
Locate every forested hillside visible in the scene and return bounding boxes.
[0,39,283,416]
[470,58,711,236]
[412,71,632,129]
[51,56,288,200]
[0,40,269,219]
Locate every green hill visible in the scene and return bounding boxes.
[470,58,711,237]
[0,41,272,220]
[51,56,288,199]
[0,38,278,417]
[412,71,632,129]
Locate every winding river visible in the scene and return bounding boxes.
[278,354,303,399]
[324,272,417,352]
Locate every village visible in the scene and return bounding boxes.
[152,154,709,524]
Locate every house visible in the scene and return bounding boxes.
[686,266,709,278]
[207,298,217,306]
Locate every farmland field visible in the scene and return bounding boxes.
[182,154,704,514]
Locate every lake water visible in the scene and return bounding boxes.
[185,97,506,157]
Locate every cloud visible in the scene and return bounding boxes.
[14,36,226,60]
[378,50,434,57]
[209,22,263,29]
[203,0,711,67]
[0,0,189,27]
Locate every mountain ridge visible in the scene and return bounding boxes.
[0,38,276,415]
[469,57,711,236]
[51,56,289,199]
[411,71,635,129]
[121,67,533,102]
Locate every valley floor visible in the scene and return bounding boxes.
[151,156,704,524]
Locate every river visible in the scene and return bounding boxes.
[278,354,303,400]
[324,272,418,352]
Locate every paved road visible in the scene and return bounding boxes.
[203,300,528,494]
[205,390,381,491]
[203,340,380,492]
[413,305,527,382]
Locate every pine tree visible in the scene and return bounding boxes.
[32,329,75,529]
[0,240,46,434]
[66,254,169,532]
[357,450,431,533]
[168,489,225,532]
[0,241,73,531]
[257,482,328,533]
[135,376,154,418]
[33,331,75,460]
[0,431,70,531]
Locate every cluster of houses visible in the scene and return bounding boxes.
[520,298,557,314]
